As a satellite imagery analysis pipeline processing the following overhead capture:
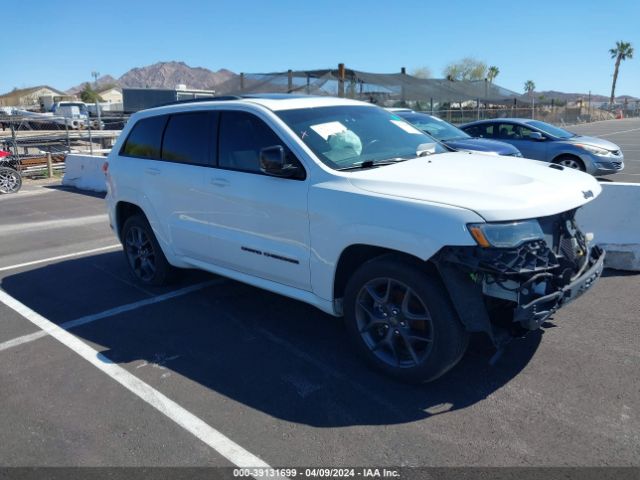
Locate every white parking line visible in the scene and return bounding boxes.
[0,214,109,236]
[0,244,122,272]
[0,280,222,352]
[598,127,640,137]
[0,287,274,470]
[0,330,48,352]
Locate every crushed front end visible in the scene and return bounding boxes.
[435,209,605,346]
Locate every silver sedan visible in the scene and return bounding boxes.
[460,118,624,176]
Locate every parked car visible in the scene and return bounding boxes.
[105,95,605,383]
[389,109,522,157]
[0,149,21,194]
[461,118,624,175]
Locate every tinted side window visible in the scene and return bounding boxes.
[122,115,167,159]
[218,111,285,173]
[465,124,493,138]
[162,112,216,166]
[496,123,533,140]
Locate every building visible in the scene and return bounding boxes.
[0,86,65,108]
[97,87,123,104]
[123,87,216,112]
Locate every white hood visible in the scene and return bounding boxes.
[347,152,602,222]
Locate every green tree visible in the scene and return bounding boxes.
[524,80,536,95]
[443,57,487,81]
[609,41,634,107]
[79,83,103,103]
[487,66,500,84]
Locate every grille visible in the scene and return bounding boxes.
[612,161,623,169]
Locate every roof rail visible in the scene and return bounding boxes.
[158,95,242,107]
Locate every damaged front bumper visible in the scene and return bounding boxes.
[434,212,605,346]
[513,246,604,329]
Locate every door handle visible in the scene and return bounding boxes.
[210,178,229,187]
[145,167,161,176]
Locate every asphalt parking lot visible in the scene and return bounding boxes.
[0,124,639,469]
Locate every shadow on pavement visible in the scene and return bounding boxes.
[1,252,542,427]
[44,185,106,199]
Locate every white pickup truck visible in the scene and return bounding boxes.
[105,95,605,382]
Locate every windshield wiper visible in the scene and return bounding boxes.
[337,158,408,171]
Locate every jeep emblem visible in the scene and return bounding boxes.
[582,190,594,199]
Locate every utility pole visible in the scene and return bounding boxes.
[338,63,345,98]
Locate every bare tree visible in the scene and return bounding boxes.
[443,58,487,81]
[411,67,431,79]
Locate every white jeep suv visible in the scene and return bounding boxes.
[105,94,605,382]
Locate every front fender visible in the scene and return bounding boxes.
[308,183,483,301]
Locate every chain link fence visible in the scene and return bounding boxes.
[0,112,125,178]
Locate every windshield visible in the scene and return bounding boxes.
[276,105,446,170]
[398,112,470,141]
[525,120,575,139]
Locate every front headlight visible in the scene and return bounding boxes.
[468,220,544,248]
[576,144,610,156]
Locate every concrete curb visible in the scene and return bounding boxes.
[577,182,640,271]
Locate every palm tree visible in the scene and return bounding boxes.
[487,66,500,84]
[609,41,634,108]
[524,80,536,118]
[524,80,535,95]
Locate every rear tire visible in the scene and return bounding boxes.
[121,214,175,286]
[554,155,585,171]
[0,167,21,194]
[344,255,469,383]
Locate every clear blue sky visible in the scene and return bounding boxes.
[5,0,638,97]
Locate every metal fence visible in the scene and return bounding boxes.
[422,105,632,126]
[1,92,637,179]
[0,114,125,177]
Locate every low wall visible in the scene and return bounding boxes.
[577,182,640,271]
[62,154,108,192]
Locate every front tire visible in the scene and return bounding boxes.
[344,256,469,383]
[554,155,585,171]
[121,214,175,286]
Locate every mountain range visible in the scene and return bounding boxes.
[66,61,638,103]
[67,61,236,93]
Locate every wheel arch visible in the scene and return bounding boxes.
[332,244,442,306]
[115,201,146,241]
[552,152,585,169]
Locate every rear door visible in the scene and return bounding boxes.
[204,109,312,290]
[155,111,218,262]
[121,111,218,263]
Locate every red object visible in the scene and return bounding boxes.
[0,150,10,158]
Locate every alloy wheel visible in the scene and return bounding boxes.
[355,277,434,368]
[0,168,21,194]
[124,225,157,282]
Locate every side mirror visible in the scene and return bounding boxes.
[259,145,299,178]
[529,131,545,141]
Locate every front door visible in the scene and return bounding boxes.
[204,110,311,291]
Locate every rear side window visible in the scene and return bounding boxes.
[218,111,285,173]
[121,115,167,159]
[465,123,494,138]
[162,112,216,166]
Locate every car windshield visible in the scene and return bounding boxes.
[399,112,471,141]
[525,120,576,139]
[276,105,446,170]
